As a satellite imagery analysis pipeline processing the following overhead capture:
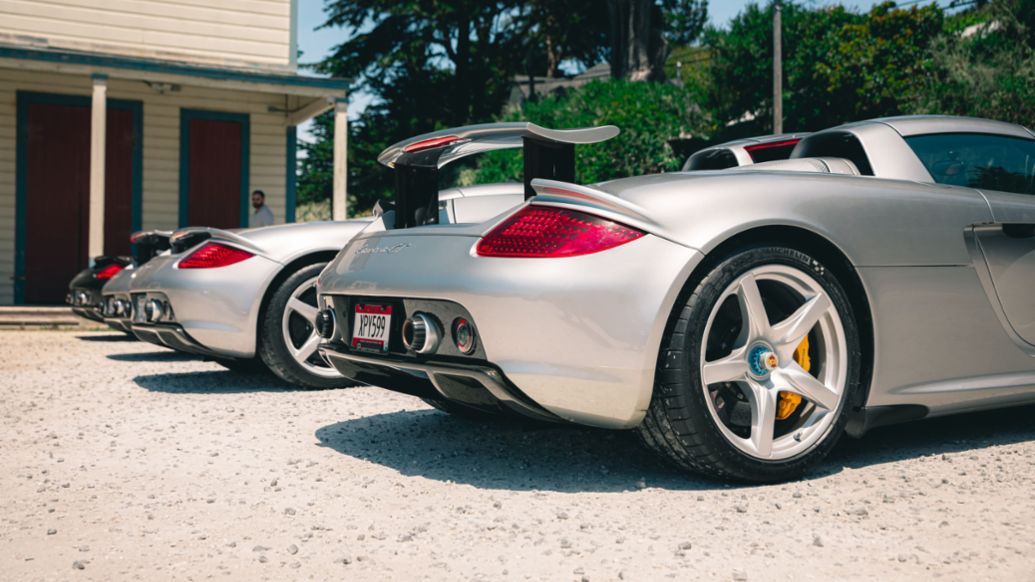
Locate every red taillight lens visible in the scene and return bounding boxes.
[743,139,800,153]
[178,242,254,269]
[476,206,645,258]
[743,139,801,163]
[94,263,124,280]
[403,135,461,153]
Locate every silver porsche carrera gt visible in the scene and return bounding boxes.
[315,115,1035,482]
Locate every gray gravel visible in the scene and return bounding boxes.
[2,330,1035,581]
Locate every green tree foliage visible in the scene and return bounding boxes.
[318,0,529,126]
[474,80,707,185]
[522,0,610,78]
[296,111,334,210]
[704,2,942,134]
[303,0,711,215]
[912,0,1035,125]
[607,0,708,80]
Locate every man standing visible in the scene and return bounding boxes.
[250,189,274,227]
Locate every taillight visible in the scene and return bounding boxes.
[476,205,645,258]
[94,263,124,280]
[403,135,462,153]
[743,139,800,163]
[178,242,254,269]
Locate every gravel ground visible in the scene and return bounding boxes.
[2,330,1034,581]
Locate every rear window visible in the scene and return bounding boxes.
[684,148,738,171]
[744,140,800,163]
[905,133,1035,195]
[793,132,874,176]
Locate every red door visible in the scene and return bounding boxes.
[184,115,246,228]
[21,99,137,304]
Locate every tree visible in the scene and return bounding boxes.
[912,0,1035,125]
[703,1,942,134]
[301,0,712,216]
[317,0,529,126]
[521,0,610,78]
[474,80,708,185]
[608,0,708,80]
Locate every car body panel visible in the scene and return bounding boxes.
[588,171,992,266]
[858,264,1035,413]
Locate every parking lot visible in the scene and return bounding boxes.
[1,330,1034,581]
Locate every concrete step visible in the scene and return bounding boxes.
[0,306,105,330]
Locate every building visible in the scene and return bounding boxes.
[0,0,349,305]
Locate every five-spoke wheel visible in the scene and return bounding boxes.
[637,245,861,482]
[258,262,353,389]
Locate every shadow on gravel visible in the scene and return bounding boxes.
[133,370,301,394]
[108,351,198,363]
[821,403,1035,474]
[77,333,136,342]
[317,403,1035,491]
[315,410,711,493]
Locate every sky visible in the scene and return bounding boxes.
[294,0,895,139]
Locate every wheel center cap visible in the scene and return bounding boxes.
[747,344,778,377]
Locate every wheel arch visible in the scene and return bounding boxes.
[255,250,339,341]
[664,225,875,425]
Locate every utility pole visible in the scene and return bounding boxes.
[772,0,783,134]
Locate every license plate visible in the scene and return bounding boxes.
[352,304,392,352]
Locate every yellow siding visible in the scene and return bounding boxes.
[0,0,292,70]
[0,67,293,304]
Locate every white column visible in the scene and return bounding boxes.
[88,74,108,259]
[332,99,348,221]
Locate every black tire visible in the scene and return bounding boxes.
[636,245,862,483]
[257,262,355,389]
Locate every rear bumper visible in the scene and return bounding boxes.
[318,230,702,429]
[320,348,562,423]
[67,287,105,321]
[128,252,281,358]
[132,322,219,357]
[107,319,132,333]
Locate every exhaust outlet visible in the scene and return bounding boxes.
[401,312,441,354]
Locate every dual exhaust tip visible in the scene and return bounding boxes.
[403,312,478,355]
[143,298,174,323]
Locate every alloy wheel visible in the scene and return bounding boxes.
[699,264,848,461]
[280,275,339,378]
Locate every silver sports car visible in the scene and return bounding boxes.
[316,115,1035,482]
[125,220,373,384]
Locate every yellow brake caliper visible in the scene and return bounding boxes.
[776,336,809,420]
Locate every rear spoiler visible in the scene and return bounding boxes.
[169,227,263,255]
[129,229,173,263]
[378,122,619,229]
